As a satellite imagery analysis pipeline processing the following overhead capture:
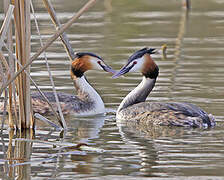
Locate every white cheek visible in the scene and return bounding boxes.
[90,59,101,70]
[129,57,144,72]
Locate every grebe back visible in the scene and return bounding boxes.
[113,48,215,128]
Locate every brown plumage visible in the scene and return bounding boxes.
[142,54,157,76]
[71,55,92,73]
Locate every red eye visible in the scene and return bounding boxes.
[133,61,137,65]
[97,61,101,64]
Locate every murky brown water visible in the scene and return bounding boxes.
[1,0,224,179]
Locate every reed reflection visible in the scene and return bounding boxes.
[3,129,34,179]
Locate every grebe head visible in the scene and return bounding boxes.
[71,52,115,78]
[112,47,159,79]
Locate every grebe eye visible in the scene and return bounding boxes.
[97,61,101,64]
[133,61,137,65]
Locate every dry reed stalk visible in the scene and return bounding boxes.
[0,0,97,96]
[34,113,61,130]
[12,0,33,129]
[30,1,66,129]
[3,43,63,127]
[2,2,60,129]
[0,59,8,131]
[13,0,25,128]
[0,2,59,128]
[25,0,32,128]
[0,56,5,88]
[42,0,76,61]
[0,53,9,131]
[0,2,15,128]
[4,1,17,128]
[0,5,14,45]
[0,4,14,80]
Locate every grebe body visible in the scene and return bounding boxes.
[113,48,215,128]
[31,76,104,116]
[1,52,115,116]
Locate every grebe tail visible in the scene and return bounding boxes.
[113,48,215,128]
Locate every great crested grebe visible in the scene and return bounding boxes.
[113,48,215,128]
[1,52,115,116]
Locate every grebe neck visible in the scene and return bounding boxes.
[117,76,156,112]
[74,76,105,114]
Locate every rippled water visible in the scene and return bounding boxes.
[1,0,224,179]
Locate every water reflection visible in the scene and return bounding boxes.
[118,124,161,177]
[118,122,187,139]
[118,122,224,177]
[66,116,105,143]
[0,116,106,178]
[1,129,34,179]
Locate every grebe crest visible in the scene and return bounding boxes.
[113,47,215,128]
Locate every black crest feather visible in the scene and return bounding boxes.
[128,47,156,64]
[75,52,103,60]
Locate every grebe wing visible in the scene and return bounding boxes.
[118,102,214,128]
[31,92,91,115]
[165,102,209,120]
[31,92,81,103]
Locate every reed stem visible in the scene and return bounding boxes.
[0,0,97,95]
[2,43,63,127]
[1,3,15,128]
[12,0,33,129]
[42,0,76,61]
[0,5,14,46]
[30,1,66,129]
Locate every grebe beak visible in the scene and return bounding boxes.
[112,66,130,79]
[99,63,116,74]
